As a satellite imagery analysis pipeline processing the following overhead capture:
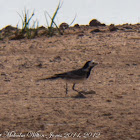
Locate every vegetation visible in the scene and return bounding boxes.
[16,1,63,38]
[0,1,76,40]
[17,8,38,39]
[44,1,63,36]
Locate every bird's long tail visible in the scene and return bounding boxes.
[36,75,59,81]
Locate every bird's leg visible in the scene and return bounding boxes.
[72,83,85,97]
[66,83,68,95]
[72,83,78,92]
[72,83,75,91]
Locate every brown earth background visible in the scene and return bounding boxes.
[0,24,140,140]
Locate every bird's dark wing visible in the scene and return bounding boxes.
[55,68,87,79]
[37,69,87,81]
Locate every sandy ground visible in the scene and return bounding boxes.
[0,25,140,140]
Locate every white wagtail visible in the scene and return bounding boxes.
[38,60,98,95]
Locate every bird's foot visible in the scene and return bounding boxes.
[74,92,86,98]
[79,90,96,95]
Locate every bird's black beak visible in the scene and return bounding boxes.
[94,62,98,65]
[92,62,98,66]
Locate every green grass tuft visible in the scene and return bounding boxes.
[44,1,63,36]
[17,8,38,39]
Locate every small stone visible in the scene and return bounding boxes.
[109,24,118,31]
[74,24,80,28]
[59,23,69,30]
[89,19,101,26]
[90,29,101,33]
[89,19,105,26]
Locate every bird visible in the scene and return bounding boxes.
[37,60,98,95]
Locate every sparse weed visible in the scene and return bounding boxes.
[17,8,38,39]
[44,1,76,36]
[12,1,76,39]
[44,1,63,36]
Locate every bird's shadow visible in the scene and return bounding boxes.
[39,90,96,99]
[72,90,96,99]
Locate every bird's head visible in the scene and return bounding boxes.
[83,60,98,70]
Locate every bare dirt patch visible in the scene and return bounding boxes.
[0,25,140,140]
